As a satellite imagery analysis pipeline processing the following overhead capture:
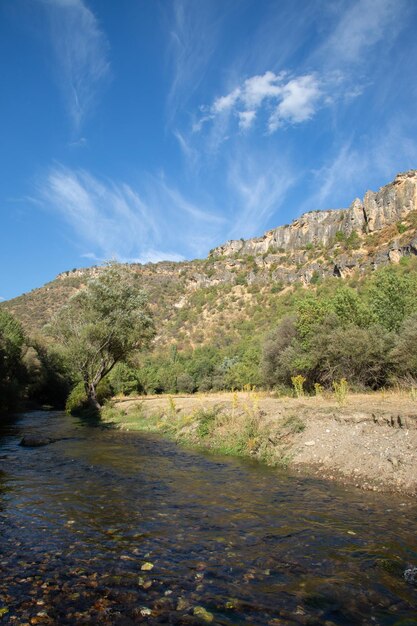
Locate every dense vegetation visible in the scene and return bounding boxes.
[0,310,26,412]
[1,257,417,416]
[103,257,417,397]
[0,310,71,413]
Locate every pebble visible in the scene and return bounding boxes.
[140,607,152,616]
[141,562,154,571]
[193,606,214,622]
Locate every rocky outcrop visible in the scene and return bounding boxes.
[212,170,417,257]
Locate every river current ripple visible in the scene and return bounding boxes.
[0,411,416,625]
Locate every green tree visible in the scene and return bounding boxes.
[24,339,71,408]
[330,286,374,328]
[0,310,26,412]
[367,267,417,331]
[50,262,155,410]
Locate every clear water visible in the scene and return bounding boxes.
[0,411,416,625]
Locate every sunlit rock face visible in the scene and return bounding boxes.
[211,170,417,257]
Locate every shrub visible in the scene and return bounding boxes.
[390,314,417,379]
[314,382,323,396]
[177,372,195,394]
[262,316,297,387]
[109,362,142,396]
[198,377,213,392]
[195,406,221,438]
[291,374,306,397]
[312,324,393,388]
[333,378,348,404]
[65,378,112,415]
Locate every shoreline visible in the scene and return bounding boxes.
[102,391,417,497]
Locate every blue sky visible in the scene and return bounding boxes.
[1,0,417,300]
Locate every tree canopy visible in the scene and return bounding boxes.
[50,262,155,410]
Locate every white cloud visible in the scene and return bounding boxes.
[269,74,321,131]
[39,166,161,261]
[43,0,110,132]
[201,71,323,134]
[212,88,241,114]
[37,165,226,262]
[238,110,256,130]
[80,252,100,261]
[241,71,284,109]
[166,0,224,123]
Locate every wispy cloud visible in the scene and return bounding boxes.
[316,0,405,68]
[38,166,166,263]
[37,165,226,262]
[42,0,110,133]
[300,114,417,215]
[227,151,297,239]
[197,70,324,135]
[166,0,225,122]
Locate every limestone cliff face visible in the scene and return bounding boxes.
[212,170,417,257]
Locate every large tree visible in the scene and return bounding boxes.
[50,262,155,410]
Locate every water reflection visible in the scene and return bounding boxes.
[0,411,416,625]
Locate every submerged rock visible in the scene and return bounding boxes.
[404,566,417,585]
[193,606,214,623]
[19,436,53,447]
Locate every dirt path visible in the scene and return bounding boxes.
[111,391,417,496]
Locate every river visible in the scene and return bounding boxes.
[0,411,416,625]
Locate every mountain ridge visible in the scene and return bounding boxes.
[2,169,417,349]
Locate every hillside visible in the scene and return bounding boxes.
[3,169,417,353]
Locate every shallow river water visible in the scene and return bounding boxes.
[0,411,416,625]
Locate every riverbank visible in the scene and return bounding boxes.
[102,390,417,496]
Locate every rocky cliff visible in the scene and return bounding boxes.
[3,170,417,346]
[212,170,417,257]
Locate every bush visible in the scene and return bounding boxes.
[390,314,417,379]
[65,378,113,415]
[176,372,195,394]
[262,316,297,387]
[198,377,213,392]
[312,324,393,388]
[195,406,221,438]
[65,382,88,415]
[108,362,142,396]
[291,375,306,397]
[333,378,348,404]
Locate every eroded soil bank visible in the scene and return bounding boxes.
[105,391,417,497]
